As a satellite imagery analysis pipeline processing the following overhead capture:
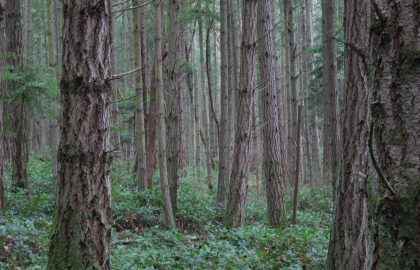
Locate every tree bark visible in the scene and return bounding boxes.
[166,0,182,211]
[154,0,175,228]
[5,0,28,189]
[224,0,257,228]
[292,106,302,224]
[327,0,370,267]
[0,0,5,210]
[198,0,213,190]
[257,0,287,227]
[322,0,340,196]
[217,0,230,205]
[132,0,147,189]
[371,1,420,268]
[47,0,113,268]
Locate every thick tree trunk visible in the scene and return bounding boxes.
[217,0,230,205]
[371,1,420,268]
[5,0,28,189]
[132,0,147,189]
[166,0,182,211]
[257,0,287,227]
[224,0,257,228]
[154,0,175,228]
[322,0,340,195]
[327,0,370,268]
[47,1,113,268]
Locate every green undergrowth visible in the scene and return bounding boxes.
[1,155,332,269]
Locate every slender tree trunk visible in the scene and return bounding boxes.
[327,0,370,267]
[224,0,257,228]
[257,0,287,227]
[198,0,213,190]
[154,0,175,228]
[47,0,59,198]
[292,106,302,224]
[371,1,420,268]
[5,0,28,189]
[322,0,340,195]
[132,0,147,189]
[146,60,158,189]
[217,0,230,205]
[0,0,5,210]
[166,0,182,211]
[47,1,113,268]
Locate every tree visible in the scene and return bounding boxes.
[47,0,113,268]
[371,1,420,268]
[224,0,258,228]
[257,0,287,227]
[132,0,147,189]
[0,0,5,210]
[166,0,182,211]
[322,0,340,196]
[155,0,175,228]
[217,0,230,205]
[5,0,28,189]
[327,0,370,267]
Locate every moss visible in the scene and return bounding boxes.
[404,46,420,60]
[388,128,402,145]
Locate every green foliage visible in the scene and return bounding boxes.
[1,155,332,269]
[3,64,59,119]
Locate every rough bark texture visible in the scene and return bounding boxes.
[292,106,302,224]
[146,60,158,189]
[198,0,213,190]
[371,1,420,268]
[217,0,230,205]
[322,0,340,193]
[47,0,113,269]
[224,0,257,228]
[166,0,182,211]
[327,0,370,268]
[257,0,287,227]
[133,0,147,189]
[0,0,5,209]
[5,0,28,189]
[154,0,175,228]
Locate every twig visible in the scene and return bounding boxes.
[111,67,142,80]
[368,121,397,197]
[112,0,155,14]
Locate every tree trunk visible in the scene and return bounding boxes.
[322,0,340,196]
[224,0,257,228]
[47,1,113,268]
[257,0,287,227]
[166,0,182,211]
[146,60,158,189]
[198,0,213,190]
[371,1,420,268]
[327,0,370,267]
[217,0,230,205]
[0,0,5,210]
[132,0,147,189]
[154,0,175,228]
[292,106,302,224]
[5,0,28,189]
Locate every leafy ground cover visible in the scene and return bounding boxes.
[0,154,332,269]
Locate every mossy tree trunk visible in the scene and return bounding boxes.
[371,1,420,268]
[47,0,113,268]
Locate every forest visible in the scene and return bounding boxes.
[0,0,419,269]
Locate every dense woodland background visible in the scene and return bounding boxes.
[0,0,419,269]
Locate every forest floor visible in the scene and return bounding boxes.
[0,154,332,270]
